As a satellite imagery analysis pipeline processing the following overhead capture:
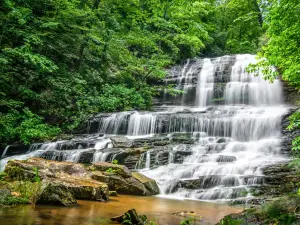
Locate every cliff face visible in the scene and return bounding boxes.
[281,82,300,155]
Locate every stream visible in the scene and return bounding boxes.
[0,195,242,225]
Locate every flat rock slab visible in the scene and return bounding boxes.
[91,162,132,178]
[110,136,133,148]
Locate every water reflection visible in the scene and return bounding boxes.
[0,195,242,225]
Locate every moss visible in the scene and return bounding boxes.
[0,189,29,206]
[5,166,25,180]
[0,196,30,206]
[218,197,300,225]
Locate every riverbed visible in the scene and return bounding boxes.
[0,195,242,225]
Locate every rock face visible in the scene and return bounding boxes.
[110,136,133,148]
[4,158,159,206]
[131,172,160,195]
[38,181,78,206]
[256,163,300,196]
[281,108,300,155]
[90,162,159,196]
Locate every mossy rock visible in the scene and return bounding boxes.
[90,162,132,178]
[0,189,29,206]
[132,172,159,195]
[38,180,77,206]
[109,191,118,196]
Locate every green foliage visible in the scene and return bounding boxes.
[180,217,197,225]
[0,172,8,181]
[260,201,297,225]
[255,0,300,89]
[0,0,225,147]
[33,167,41,183]
[105,168,116,174]
[13,181,42,207]
[112,159,119,165]
[220,217,243,225]
[0,195,30,206]
[207,0,263,55]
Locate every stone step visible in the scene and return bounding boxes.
[164,175,265,194]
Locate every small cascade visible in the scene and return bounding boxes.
[224,55,283,105]
[0,54,290,202]
[93,151,110,163]
[195,58,215,107]
[127,112,156,136]
[145,151,151,169]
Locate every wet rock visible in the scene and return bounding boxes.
[253,163,300,196]
[281,108,300,155]
[132,172,159,195]
[111,209,147,225]
[217,138,227,143]
[89,162,159,196]
[110,136,133,148]
[109,191,118,196]
[92,173,144,195]
[78,150,95,164]
[38,180,78,206]
[1,144,30,159]
[91,171,157,196]
[216,155,237,162]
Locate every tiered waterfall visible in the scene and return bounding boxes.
[0,54,289,201]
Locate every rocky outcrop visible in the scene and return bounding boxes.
[255,163,300,196]
[282,81,300,106]
[5,158,109,202]
[4,158,159,205]
[281,108,300,155]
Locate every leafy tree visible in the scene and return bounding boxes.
[0,0,218,146]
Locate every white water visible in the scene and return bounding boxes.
[0,54,289,202]
[138,54,288,201]
[195,58,215,107]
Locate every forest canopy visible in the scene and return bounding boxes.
[0,0,298,146]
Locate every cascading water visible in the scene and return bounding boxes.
[195,58,214,107]
[0,54,289,201]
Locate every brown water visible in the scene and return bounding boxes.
[0,195,242,225]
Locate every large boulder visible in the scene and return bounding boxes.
[38,180,78,206]
[90,162,159,196]
[4,158,109,202]
[132,172,159,195]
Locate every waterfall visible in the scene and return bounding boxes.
[195,58,215,107]
[127,112,156,136]
[0,54,289,202]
